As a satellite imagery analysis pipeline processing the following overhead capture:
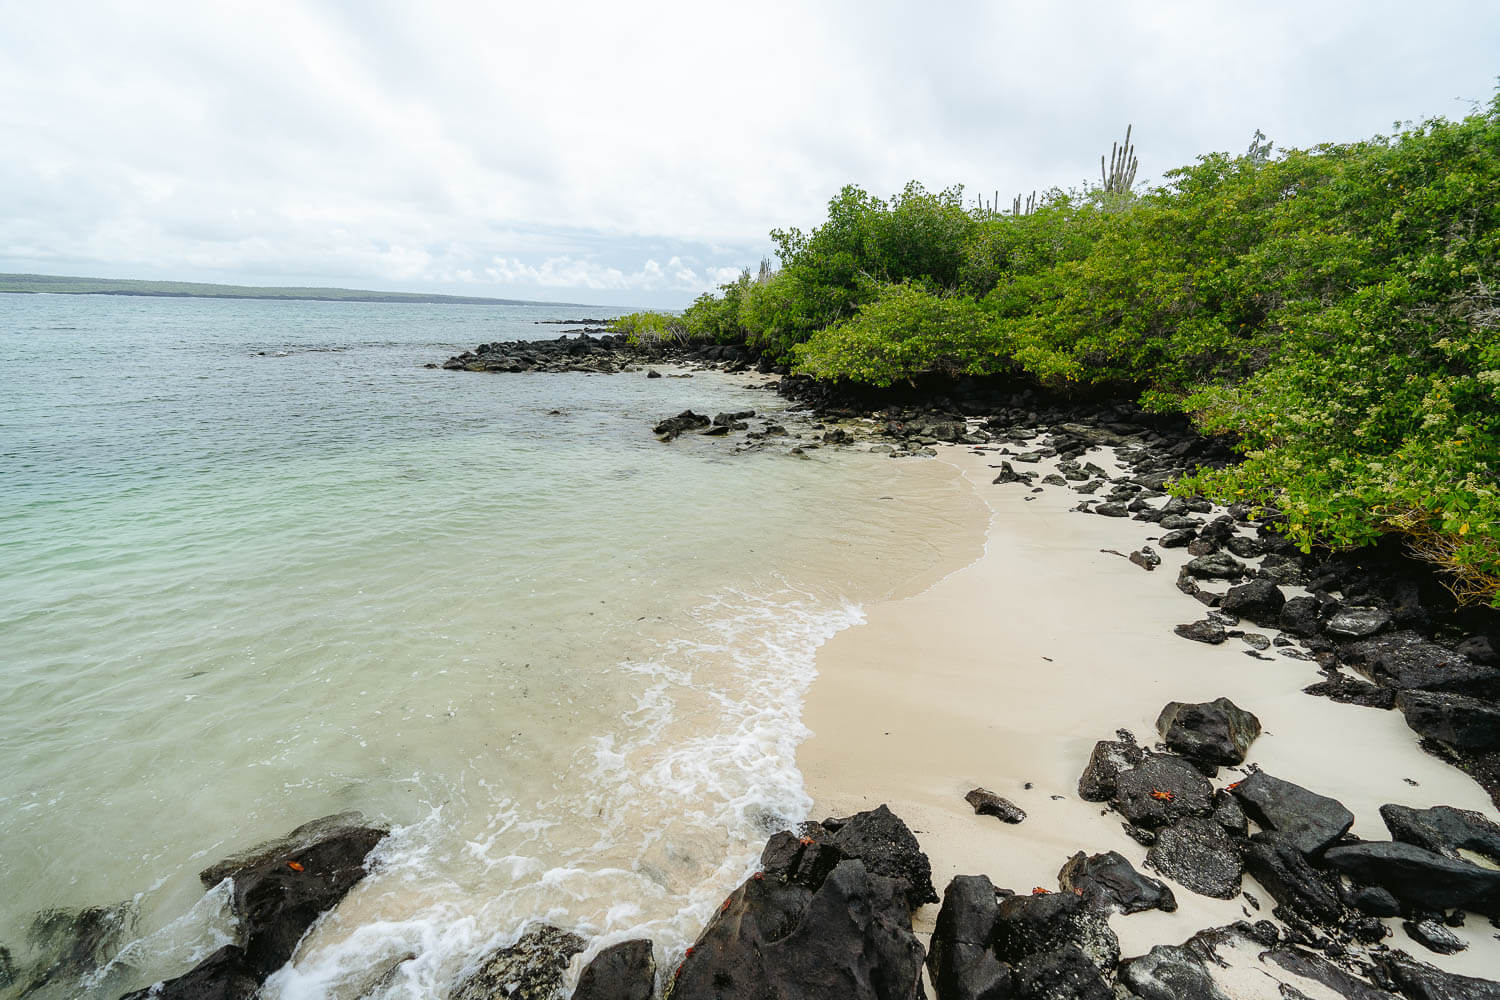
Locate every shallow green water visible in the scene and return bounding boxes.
[0,295,965,998]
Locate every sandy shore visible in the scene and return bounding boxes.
[798,443,1500,980]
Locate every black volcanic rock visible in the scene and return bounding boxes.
[827,803,939,908]
[1229,772,1353,856]
[1146,817,1244,899]
[119,946,260,1000]
[1078,738,1144,802]
[670,858,925,1000]
[927,875,1012,1000]
[1219,580,1285,626]
[200,814,388,978]
[1243,832,1343,924]
[1323,840,1500,913]
[965,788,1026,824]
[1396,690,1500,751]
[572,939,655,1000]
[1341,631,1498,695]
[1379,803,1500,865]
[1378,950,1500,998]
[1155,698,1261,768]
[1112,753,1215,828]
[1057,850,1176,915]
[450,924,585,1000]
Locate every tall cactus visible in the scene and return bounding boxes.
[1100,124,1138,196]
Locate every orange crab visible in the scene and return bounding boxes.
[1031,886,1050,895]
[1149,788,1175,802]
[286,861,305,872]
[798,836,816,846]
[1226,780,1243,791]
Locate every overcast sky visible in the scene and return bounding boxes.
[3,2,1497,307]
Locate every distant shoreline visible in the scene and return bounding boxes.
[0,272,594,308]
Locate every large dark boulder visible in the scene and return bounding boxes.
[1243,832,1343,925]
[1173,620,1226,645]
[1395,690,1500,751]
[1229,772,1353,856]
[1377,951,1500,999]
[1154,698,1261,768]
[1341,631,1498,695]
[1379,803,1500,865]
[202,814,388,977]
[1219,580,1285,626]
[572,939,655,1000]
[450,924,586,1000]
[1146,817,1243,899]
[992,890,1118,974]
[1056,851,1176,915]
[669,859,925,1000]
[926,876,1012,1000]
[826,804,938,908]
[1323,841,1500,913]
[1111,754,1215,828]
[119,946,260,1000]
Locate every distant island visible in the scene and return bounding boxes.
[0,272,576,306]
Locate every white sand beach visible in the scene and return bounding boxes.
[798,443,1500,982]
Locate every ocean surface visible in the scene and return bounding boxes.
[0,294,968,998]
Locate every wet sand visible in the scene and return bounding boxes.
[798,444,1500,980]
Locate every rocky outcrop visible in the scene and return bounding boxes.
[668,858,925,1000]
[572,939,655,1000]
[450,924,586,1000]
[208,816,389,977]
[119,815,389,999]
[1154,698,1261,769]
[820,804,939,908]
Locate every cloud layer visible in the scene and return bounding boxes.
[2,1,1496,305]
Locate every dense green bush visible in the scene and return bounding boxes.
[682,94,1500,600]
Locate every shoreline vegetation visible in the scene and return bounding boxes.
[0,272,575,306]
[613,94,1500,608]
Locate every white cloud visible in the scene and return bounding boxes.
[0,0,1496,305]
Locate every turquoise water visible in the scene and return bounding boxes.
[0,295,964,998]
